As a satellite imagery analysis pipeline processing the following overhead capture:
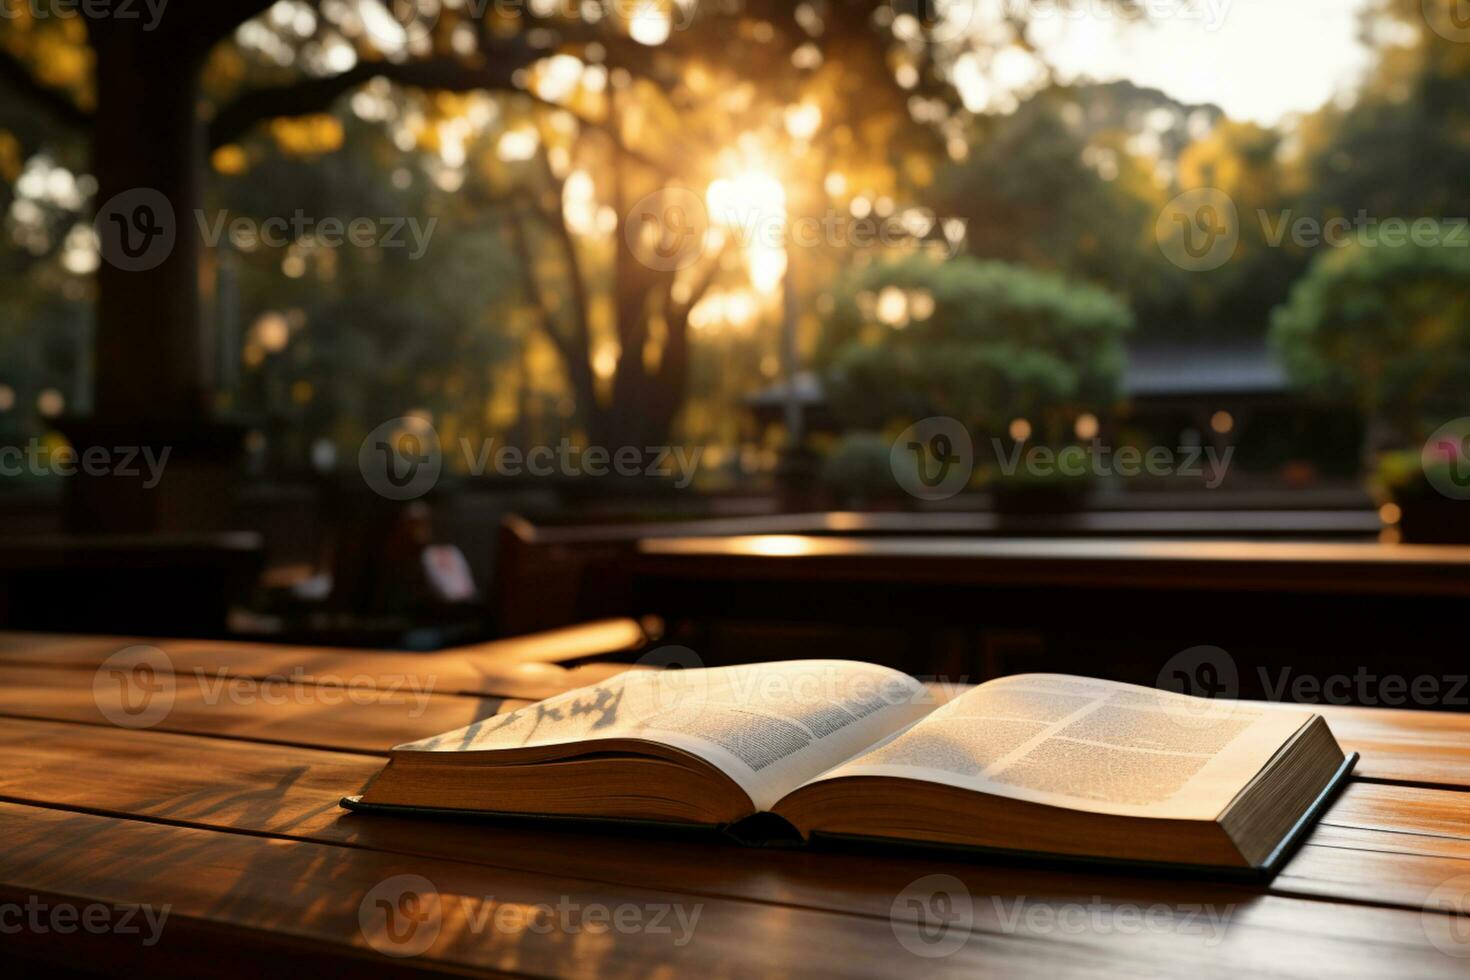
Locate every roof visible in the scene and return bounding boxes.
[744,371,827,408]
[744,342,1289,408]
[1123,342,1288,397]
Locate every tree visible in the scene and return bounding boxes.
[1269,231,1470,452]
[1294,0,1470,224]
[934,82,1179,324]
[0,2,654,425]
[1,1,1134,451]
[819,254,1133,443]
[211,98,528,471]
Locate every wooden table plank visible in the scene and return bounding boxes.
[0,801,1011,980]
[5,652,1467,791]
[2,718,1467,920]
[0,666,521,755]
[0,619,647,665]
[1311,704,1470,790]
[0,621,648,700]
[3,799,1465,979]
[1322,782,1470,842]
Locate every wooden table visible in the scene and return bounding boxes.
[3,629,1470,977]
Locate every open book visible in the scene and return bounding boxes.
[345,662,1356,876]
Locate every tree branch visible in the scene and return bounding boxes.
[0,48,90,130]
[531,134,597,391]
[197,0,282,46]
[507,204,602,429]
[208,55,524,149]
[208,53,662,169]
[669,242,730,330]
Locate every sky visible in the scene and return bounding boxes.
[1031,0,1377,125]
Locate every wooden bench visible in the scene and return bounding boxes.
[625,535,1470,687]
[2,629,1468,976]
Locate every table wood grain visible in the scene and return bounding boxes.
[2,630,1468,977]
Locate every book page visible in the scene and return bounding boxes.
[805,674,1314,820]
[395,661,937,811]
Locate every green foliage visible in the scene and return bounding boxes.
[821,431,906,501]
[934,84,1170,320]
[211,101,525,469]
[1269,232,1470,441]
[935,82,1309,343]
[819,256,1133,441]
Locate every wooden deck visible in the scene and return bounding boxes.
[3,627,1469,977]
